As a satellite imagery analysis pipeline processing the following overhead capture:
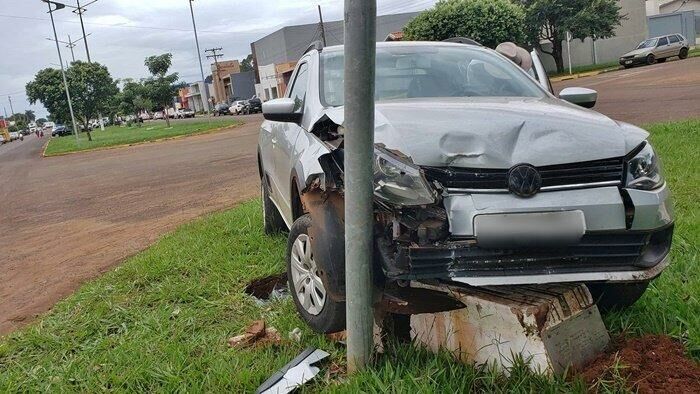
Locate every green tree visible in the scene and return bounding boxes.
[240,54,255,72]
[24,110,36,122]
[522,0,625,72]
[403,0,526,48]
[144,53,178,127]
[36,118,47,127]
[8,113,29,130]
[26,61,119,140]
[116,79,153,127]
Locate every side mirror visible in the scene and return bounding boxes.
[559,87,597,108]
[262,98,302,123]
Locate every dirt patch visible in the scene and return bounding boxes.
[579,335,700,393]
[244,273,288,300]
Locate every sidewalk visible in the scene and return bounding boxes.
[549,66,621,82]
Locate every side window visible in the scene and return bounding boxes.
[287,63,309,113]
[669,35,679,44]
[658,37,668,46]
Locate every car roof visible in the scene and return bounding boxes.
[318,41,493,55]
[648,34,681,40]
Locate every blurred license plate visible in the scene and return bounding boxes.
[474,211,586,248]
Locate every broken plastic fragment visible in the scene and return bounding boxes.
[256,347,330,394]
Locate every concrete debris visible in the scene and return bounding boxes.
[256,347,330,394]
[228,320,281,348]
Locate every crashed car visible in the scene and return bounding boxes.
[257,41,673,333]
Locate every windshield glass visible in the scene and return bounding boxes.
[637,39,658,49]
[320,45,545,106]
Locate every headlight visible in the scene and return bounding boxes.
[626,142,664,190]
[373,147,436,206]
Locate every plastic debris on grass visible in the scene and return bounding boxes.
[256,347,330,394]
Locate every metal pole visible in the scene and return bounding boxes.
[189,0,211,114]
[47,2,79,141]
[76,0,90,62]
[318,5,327,46]
[8,96,14,116]
[566,31,572,75]
[68,34,75,62]
[344,0,376,373]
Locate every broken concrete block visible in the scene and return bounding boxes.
[410,282,609,374]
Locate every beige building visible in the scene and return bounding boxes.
[211,60,240,104]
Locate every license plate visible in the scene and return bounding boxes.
[474,211,586,248]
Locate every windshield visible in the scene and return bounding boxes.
[637,39,658,49]
[320,45,545,107]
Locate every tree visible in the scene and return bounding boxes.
[116,79,152,126]
[26,61,118,140]
[8,113,29,130]
[241,54,255,72]
[36,118,47,126]
[144,53,179,127]
[522,0,625,73]
[403,0,526,48]
[24,110,36,122]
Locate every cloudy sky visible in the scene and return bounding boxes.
[0,0,436,118]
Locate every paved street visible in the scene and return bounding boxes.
[553,57,700,125]
[0,116,262,334]
[2,59,699,335]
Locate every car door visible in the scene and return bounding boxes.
[270,60,311,223]
[668,34,681,56]
[530,50,553,94]
[656,36,670,58]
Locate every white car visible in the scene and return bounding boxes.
[229,100,248,115]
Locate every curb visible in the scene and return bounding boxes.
[42,123,242,158]
[549,67,620,82]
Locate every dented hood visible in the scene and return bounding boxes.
[321,97,647,168]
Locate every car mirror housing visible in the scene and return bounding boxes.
[559,87,598,108]
[262,98,302,123]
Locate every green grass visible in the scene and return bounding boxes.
[548,60,620,78]
[1,119,698,391]
[690,47,700,58]
[44,119,241,156]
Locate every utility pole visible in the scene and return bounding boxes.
[317,5,327,46]
[189,0,211,114]
[205,47,224,105]
[8,96,15,116]
[42,0,79,142]
[344,0,376,373]
[45,34,90,62]
[72,0,105,131]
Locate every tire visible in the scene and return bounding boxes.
[261,181,287,235]
[679,47,689,59]
[287,214,346,334]
[587,281,650,312]
[646,54,656,65]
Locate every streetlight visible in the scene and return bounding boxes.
[42,0,79,141]
[189,0,211,114]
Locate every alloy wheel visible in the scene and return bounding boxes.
[290,234,326,315]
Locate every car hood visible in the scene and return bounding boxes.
[319,97,647,168]
[622,48,650,57]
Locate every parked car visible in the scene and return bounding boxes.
[619,34,689,67]
[153,111,165,120]
[51,124,72,137]
[139,112,152,121]
[247,97,262,113]
[258,41,674,334]
[176,108,196,119]
[213,103,231,116]
[229,100,248,115]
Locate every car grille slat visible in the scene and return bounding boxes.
[423,157,625,191]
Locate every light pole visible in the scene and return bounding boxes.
[45,34,90,62]
[72,0,105,131]
[42,0,79,141]
[344,0,377,373]
[189,0,211,114]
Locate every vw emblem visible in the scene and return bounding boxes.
[507,164,542,197]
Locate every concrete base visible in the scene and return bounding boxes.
[410,282,609,374]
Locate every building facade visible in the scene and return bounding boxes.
[230,71,256,100]
[211,60,240,104]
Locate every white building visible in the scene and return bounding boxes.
[255,64,281,102]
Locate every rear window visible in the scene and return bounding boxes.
[669,35,680,43]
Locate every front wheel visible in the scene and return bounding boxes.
[646,54,656,65]
[679,47,689,59]
[287,215,346,334]
[587,281,650,312]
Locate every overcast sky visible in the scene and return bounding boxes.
[0,0,436,118]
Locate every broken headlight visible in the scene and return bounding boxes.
[626,142,664,190]
[373,147,436,206]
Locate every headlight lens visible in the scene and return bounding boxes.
[626,142,664,190]
[373,147,436,206]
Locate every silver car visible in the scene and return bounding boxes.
[258,42,673,333]
[620,34,690,67]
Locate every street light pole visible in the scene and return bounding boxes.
[8,96,14,116]
[72,0,105,131]
[189,0,211,114]
[344,0,377,373]
[44,0,79,141]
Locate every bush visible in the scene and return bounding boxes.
[403,0,526,48]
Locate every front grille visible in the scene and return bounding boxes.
[384,227,673,280]
[422,157,625,191]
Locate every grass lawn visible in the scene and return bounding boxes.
[44,119,241,156]
[1,119,698,391]
[548,60,621,78]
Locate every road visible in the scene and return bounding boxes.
[0,116,262,335]
[553,57,700,124]
[2,58,698,335]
